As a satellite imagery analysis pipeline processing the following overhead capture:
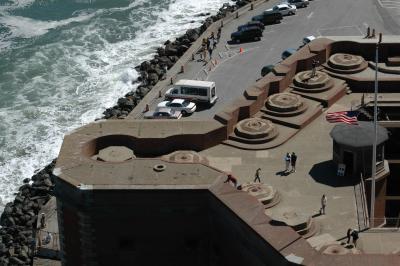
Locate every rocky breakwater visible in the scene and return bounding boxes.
[0,160,56,265]
[102,0,255,119]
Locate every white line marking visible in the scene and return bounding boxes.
[307,12,314,19]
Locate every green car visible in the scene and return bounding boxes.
[261,64,275,77]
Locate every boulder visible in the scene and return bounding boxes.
[165,44,178,56]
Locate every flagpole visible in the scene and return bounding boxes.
[370,34,381,227]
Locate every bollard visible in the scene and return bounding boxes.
[366,27,370,38]
[192,53,195,60]
[372,28,376,38]
[181,65,184,73]
[158,90,162,98]
[250,3,254,10]
[170,77,173,85]
[221,21,224,28]
[236,12,239,19]
[379,33,382,43]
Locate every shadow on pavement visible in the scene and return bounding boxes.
[309,160,359,187]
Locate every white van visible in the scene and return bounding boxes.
[165,79,218,105]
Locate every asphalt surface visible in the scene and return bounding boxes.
[148,0,398,119]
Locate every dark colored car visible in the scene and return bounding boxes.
[261,64,275,77]
[238,21,265,31]
[281,48,297,60]
[251,12,283,25]
[231,26,263,43]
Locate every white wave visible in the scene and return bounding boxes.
[0,12,97,39]
[0,0,36,11]
[0,0,232,209]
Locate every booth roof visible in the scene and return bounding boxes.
[330,121,389,148]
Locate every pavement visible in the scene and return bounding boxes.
[144,0,398,119]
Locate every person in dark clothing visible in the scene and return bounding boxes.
[224,174,237,188]
[254,168,261,182]
[346,228,353,244]
[207,36,213,60]
[351,230,359,247]
[217,27,222,41]
[291,152,297,172]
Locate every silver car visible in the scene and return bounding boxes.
[286,0,309,8]
[144,108,182,119]
[265,4,297,16]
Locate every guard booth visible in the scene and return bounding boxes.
[330,121,391,226]
[330,121,389,177]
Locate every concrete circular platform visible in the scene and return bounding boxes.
[161,150,209,164]
[240,182,280,209]
[97,146,135,162]
[234,118,278,141]
[265,92,308,116]
[326,53,368,74]
[293,70,333,92]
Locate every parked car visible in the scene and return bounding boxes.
[281,48,297,60]
[144,108,182,119]
[157,99,196,115]
[302,35,316,45]
[252,12,283,25]
[261,64,275,77]
[265,4,297,16]
[238,21,265,31]
[231,26,263,43]
[285,0,309,8]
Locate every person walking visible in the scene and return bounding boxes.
[211,32,217,49]
[351,229,359,247]
[217,27,222,42]
[290,152,297,172]
[284,153,291,173]
[201,38,207,61]
[207,36,213,60]
[254,168,261,183]
[320,194,327,215]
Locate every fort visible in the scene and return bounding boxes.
[36,34,400,265]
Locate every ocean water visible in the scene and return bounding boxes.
[0,0,231,209]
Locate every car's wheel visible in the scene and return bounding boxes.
[181,110,187,116]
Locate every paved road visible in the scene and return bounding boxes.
[147,0,397,119]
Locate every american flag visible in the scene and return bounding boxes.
[326,110,359,125]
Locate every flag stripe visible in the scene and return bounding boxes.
[326,111,359,125]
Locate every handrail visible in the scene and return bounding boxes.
[359,173,369,229]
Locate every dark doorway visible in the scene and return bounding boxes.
[343,151,354,175]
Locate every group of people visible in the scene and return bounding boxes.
[346,228,359,247]
[284,152,297,173]
[201,27,222,62]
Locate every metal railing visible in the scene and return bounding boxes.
[354,173,369,231]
